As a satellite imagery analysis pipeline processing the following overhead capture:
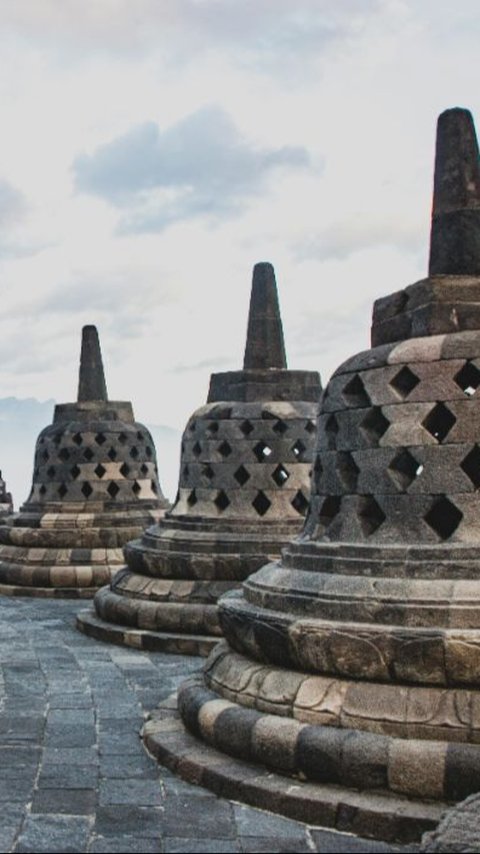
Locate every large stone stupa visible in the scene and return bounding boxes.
[0,326,168,597]
[78,263,321,653]
[143,109,480,843]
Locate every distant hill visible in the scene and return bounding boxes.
[0,397,181,509]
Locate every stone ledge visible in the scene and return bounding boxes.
[76,608,217,655]
[0,582,98,598]
[142,695,444,844]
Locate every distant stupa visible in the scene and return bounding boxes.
[0,326,168,596]
[142,109,480,842]
[77,263,321,650]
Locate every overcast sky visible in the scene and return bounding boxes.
[0,0,479,442]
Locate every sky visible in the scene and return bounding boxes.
[0,0,479,500]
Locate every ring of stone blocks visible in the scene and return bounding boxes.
[123,522,300,581]
[218,591,480,687]
[204,643,480,743]
[240,562,480,627]
[312,330,480,544]
[178,674,480,803]
[175,401,317,522]
[30,422,161,504]
[94,584,221,636]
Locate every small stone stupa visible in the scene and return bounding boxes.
[77,263,321,652]
[142,109,480,843]
[0,326,168,596]
[0,472,13,517]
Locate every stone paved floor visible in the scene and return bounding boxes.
[0,597,419,854]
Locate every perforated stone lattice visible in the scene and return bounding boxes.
[29,424,160,506]
[313,351,480,543]
[174,404,317,521]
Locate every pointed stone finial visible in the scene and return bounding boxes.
[77,325,108,402]
[243,263,287,370]
[429,107,480,275]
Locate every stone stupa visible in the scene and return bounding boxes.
[77,263,321,652]
[0,326,168,596]
[142,109,480,843]
[0,472,13,518]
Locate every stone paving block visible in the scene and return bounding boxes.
[161,794,236,838]
[94,806,164,838]
[99,779,162,806]
[38,763,99,790]
[90,836,163,853]
[233,803,310,839]
[31,788,97,815]
[239,838,311,853]
[14,814,91,854]
[165,839,240,853]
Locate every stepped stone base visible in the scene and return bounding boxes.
[142,693,445,844]
[76,608,218,655]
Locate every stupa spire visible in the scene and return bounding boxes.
[429,107,480,275]
[243,262,287,370]
[77,325,108,402]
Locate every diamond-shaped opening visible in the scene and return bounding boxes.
[107,481,120,499]
[234,465,250,486]
[72,433,83,446]
[81,482,93,498]
[461,445,480,488]
[336,452,360,491]
[325,415,339,450]
[140,463,149,475]
[215,490,230,512]
[39,484,47,496]
[118,432,128,444]
[130,446,139,459]
[47,466,56,479]
[422,403,456,443]
[218,440,232,458]
[390,366,420,399]
[424,496,463,540]
[136,431,145,442]
[42,450,50,461]
[151,480,158,494]
[273,419,288,435]
[34,468,39,478]
[342,374,370,407]
[360,407,390,443]
[120,463,130,477]
[53,433,62,446]
[187,488,198,506]
[95,433,106,445]
[253,441,272,462]
[240,420,254,436]
[192,441,202,458]
[358,495,386,536]
[252,490,271,516]
[292,439,307,459]
[59,448,70,461]
[95,463,106,478]
[84,448,95,461]
[58,483,68,498]
[207,422,219,434]
[305,420,316,434]
[182,464,190,479]
[108,447,117,461]
[291,490,309,516]
[271,464,289,487]
[313,457,323,488]
[70,465,81,480]
[202,464,215,481]
[145,446,153,458]
[319,496,341,528]
[188,420,197,432]
[454,361,480,396]
[132,480,141,495]
[388,448,421,490]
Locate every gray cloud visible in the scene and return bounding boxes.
[0,179,26,227]
[73,106,310,232]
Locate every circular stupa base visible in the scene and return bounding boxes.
[142,692,445,844]
[76,607,218,655]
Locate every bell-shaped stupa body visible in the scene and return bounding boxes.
[77,263,321,651]
[143,109,480,842]
[0,471,13,518]
[0,326,168,596]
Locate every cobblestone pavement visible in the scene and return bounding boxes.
[0,597,419,854]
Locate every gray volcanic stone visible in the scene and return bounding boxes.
[0,326,168,597]
[79,263,321,651]
[169,107,480,842]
